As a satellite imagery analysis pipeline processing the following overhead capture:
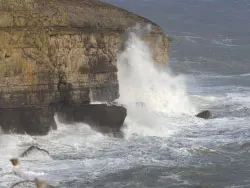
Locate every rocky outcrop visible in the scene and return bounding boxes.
[196,110,212,119]
[0,106,56,135]
[56,103,127,134]
[0,0,169,135]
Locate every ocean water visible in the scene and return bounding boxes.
[1,0,250,187]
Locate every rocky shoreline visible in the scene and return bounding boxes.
[0,0,169,135]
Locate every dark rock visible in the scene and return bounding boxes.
[0,0,168,135]
[196,110,212,119]
[10,158,20,167]
[20,146,50,158]
[0,106,56,135]
[56,103,127,134]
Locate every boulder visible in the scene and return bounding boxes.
[0,0,169,135]
[196,110,212,119]
[10,179,54,188]
[35,178,54,188]
[56,103,127,134]
[10,158,20,167]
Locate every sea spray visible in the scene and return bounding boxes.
[116,31,197,137]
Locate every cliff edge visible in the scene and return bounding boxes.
[0,0,169,135]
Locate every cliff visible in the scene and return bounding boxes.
[0,0,169,135]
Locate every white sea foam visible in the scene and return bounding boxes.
[116,31,197,137]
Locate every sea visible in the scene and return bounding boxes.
[1,0,250,187]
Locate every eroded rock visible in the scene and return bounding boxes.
[196,110,212,119]
[0,0,168,135]
[56,103,127,134]
[0,106,56,135]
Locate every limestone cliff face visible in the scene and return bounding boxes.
[0,0,169,134]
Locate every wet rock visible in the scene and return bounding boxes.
[0,106,56,135]
[20,146,50,158]
[35,178,55,188]
[10,158,20,167]
[10,179,54,188]
[196,110,212,119]
[0,0,168,135]
[56,103,127,134]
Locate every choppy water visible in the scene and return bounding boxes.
[1,0,250,187]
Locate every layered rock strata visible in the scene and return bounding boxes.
[0,0,169,135]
